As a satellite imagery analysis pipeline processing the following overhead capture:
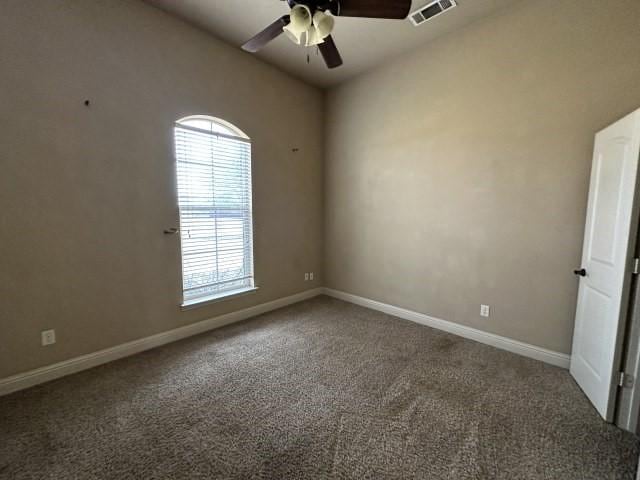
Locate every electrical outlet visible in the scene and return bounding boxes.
[41,329,56,346]
[309,272,314,281]
[304,273,309,281]
[480,305,490,318]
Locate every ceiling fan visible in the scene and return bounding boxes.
[241,0,412,69]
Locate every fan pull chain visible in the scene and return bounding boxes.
[303,47,320,66]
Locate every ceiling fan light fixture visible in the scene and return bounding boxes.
[312,11,335,40]
[286,4,313,34]
[283,25,304,45]
[305,26,325,46]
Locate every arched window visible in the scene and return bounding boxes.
[174,116,254,306]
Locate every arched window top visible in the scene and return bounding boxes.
[176,115,249,139]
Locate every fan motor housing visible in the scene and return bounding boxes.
[286,0,334,13]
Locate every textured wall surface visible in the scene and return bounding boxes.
[3,0,640,380]
[325,0,640,354]
[0,0,324,378]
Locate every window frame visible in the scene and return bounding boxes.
[173,115,257,310]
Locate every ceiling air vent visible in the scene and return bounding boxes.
[409,0,458,26]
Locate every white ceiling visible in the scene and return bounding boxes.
[144,0,521,88]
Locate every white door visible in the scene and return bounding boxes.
[571,108,640,421]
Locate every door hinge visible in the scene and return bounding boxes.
[619,372,635,389]
[633,258,640,275]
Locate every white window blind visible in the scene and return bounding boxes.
[174,118,254,303]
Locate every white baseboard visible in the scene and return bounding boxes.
[323,288,571,369]
[0,286,570,397]
[0,288,323,397]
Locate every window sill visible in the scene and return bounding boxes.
[180,286,259,311]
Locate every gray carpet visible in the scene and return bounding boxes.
[0,296,638,479]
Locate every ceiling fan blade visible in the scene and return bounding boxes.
[242,15,290,53]
[319,35,343,69]
[330,0,411,19]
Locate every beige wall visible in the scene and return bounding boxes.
[0,0,324,378]
[3,0,640,380]
[325,0,640,354]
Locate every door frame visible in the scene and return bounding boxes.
[616,220,640,433]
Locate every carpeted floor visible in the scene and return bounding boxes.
[1,296,638,479]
